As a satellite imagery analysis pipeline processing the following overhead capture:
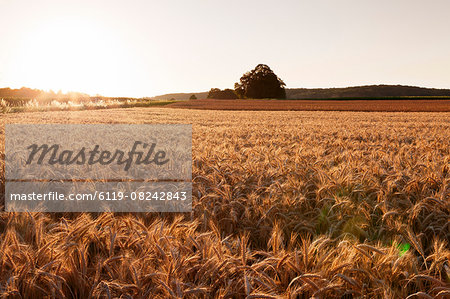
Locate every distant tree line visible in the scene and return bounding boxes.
[207,88,238,99]
[0,87,88,99]
[285,85,450,99]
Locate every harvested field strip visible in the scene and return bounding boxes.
[166,99,450,112]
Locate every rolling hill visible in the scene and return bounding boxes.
[151,85,450,100]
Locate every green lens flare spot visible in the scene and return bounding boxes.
[398,243,410,256]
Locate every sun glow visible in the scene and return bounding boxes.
[10,17,137,96]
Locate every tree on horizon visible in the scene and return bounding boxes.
[234,64,286,99]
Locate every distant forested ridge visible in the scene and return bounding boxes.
[285,85,450,99]
[152,85,450,100]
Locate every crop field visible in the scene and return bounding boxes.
[0,108,449,298]
[166,99,450,112]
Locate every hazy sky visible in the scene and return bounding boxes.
[1,0,450,97]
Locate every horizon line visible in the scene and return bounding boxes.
[2,83,450,99]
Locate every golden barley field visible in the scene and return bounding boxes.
[0,108,449,298]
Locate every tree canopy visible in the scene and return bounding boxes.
[207,88,238,99]
[234,64,286,99]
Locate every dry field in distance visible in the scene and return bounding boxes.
[0,107,449,298]
[166,99,450,112]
